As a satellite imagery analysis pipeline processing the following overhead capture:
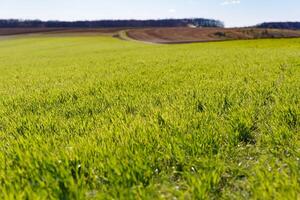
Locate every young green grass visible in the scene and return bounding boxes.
[0,35,299,199]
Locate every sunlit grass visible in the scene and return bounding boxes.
[0,36,299,199]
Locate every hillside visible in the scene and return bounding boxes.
[2,27,300,44]
[0,28,122,36]
[125,27,300,43]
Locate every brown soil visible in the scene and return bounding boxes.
[126,27,300,44]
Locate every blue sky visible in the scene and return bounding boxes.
[0,0,299,27]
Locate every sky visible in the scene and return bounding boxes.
[0,0,299,27]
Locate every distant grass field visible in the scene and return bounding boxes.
[0,35,299,199]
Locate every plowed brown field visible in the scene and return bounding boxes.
[126,27,300,43]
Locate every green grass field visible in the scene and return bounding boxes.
[0,35,299,199]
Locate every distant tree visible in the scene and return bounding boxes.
[0,18,224,28]
[256,22,300,30]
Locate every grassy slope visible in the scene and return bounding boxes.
[0,36,299,199]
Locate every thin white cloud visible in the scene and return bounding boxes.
[168,8,177,13]
[221,0,241,6]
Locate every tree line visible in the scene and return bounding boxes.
[256,22,300,30]
[0,18,224,28]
